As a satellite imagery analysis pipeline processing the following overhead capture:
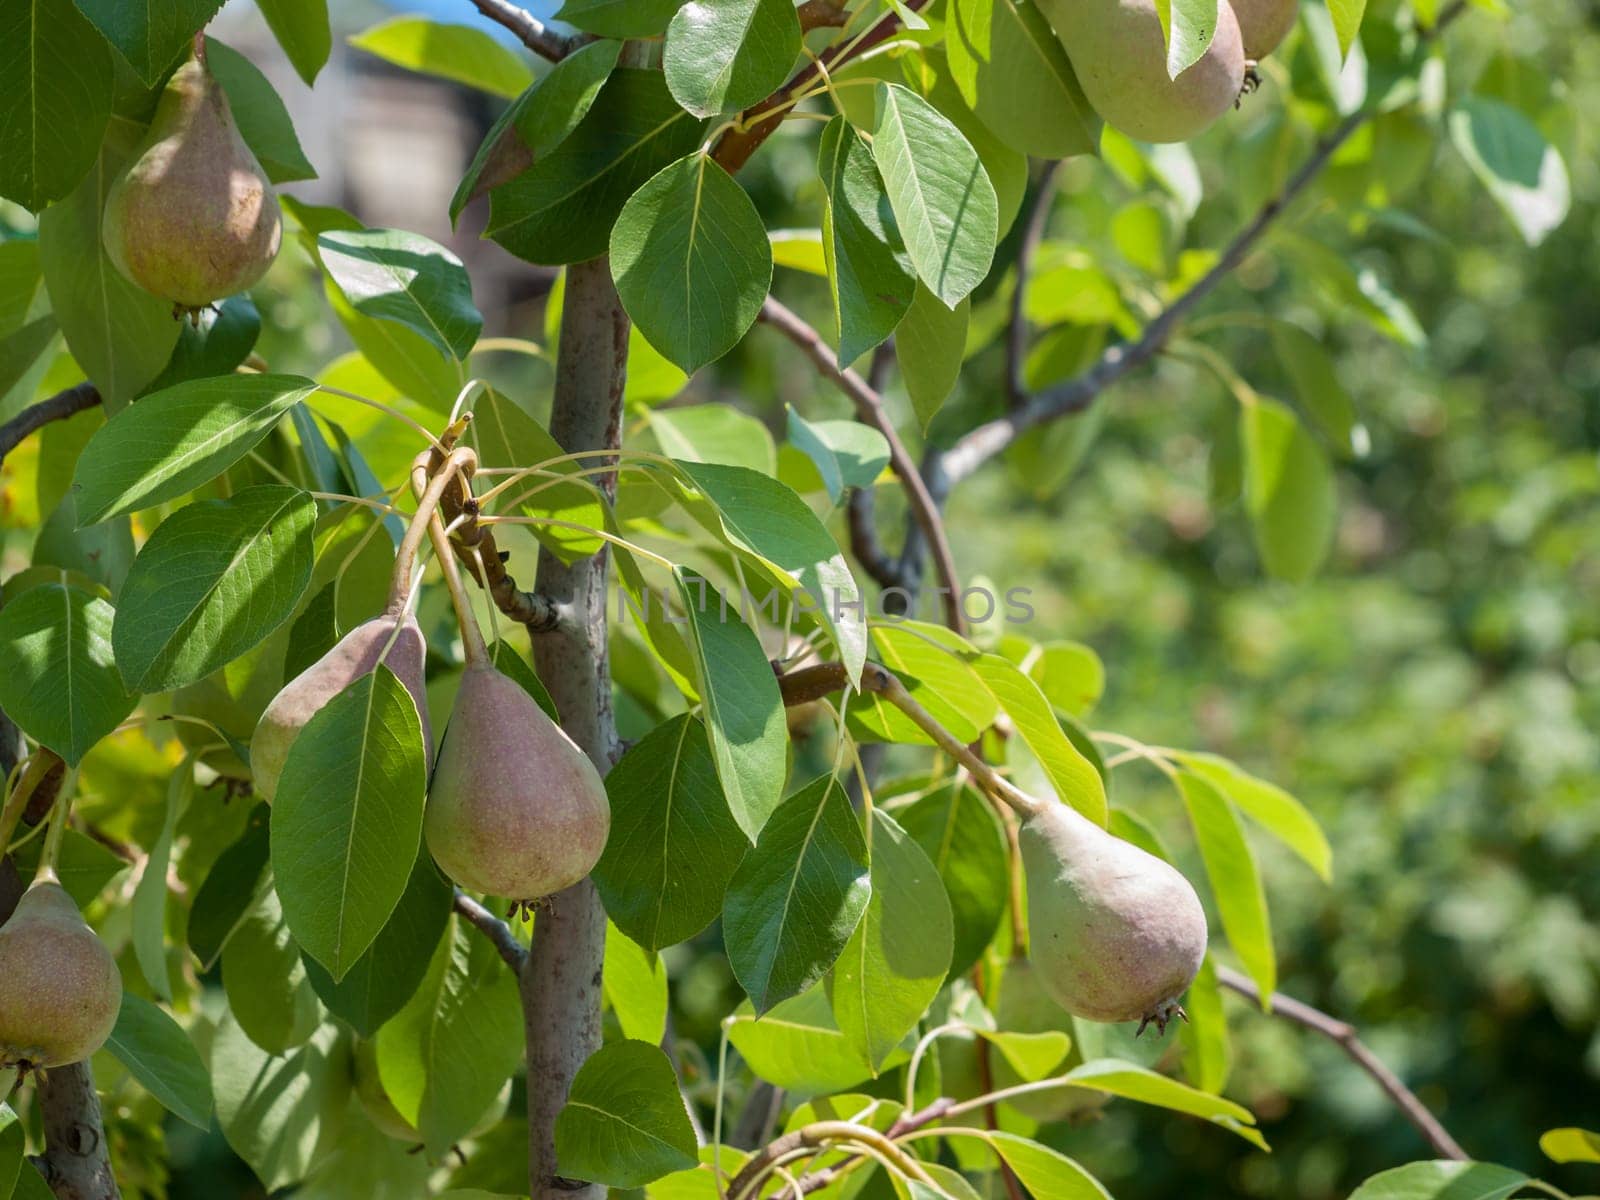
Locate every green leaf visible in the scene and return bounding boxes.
[9,828,128,909]
[487,69,705,266]
[1177,771,1275,1000]
[555,0,683,37]
[107,993,213,1130]
[948,0,1099,158]
[897,782,1008,981]
[348,16,535,98]
[896,283,969,429]
[817,117,916,366]
[990,1133,1109,1199]
[553,1040,699,1187]
[592,714,747,952]
[258,0,332,85]
[1064,1058,1263,1146]
[665,0,800,117]
[113,485,316,691]
[1325,0,1367,57]
[1541,1128,1600,1164]
[318,230,482,361]
[853,623,996,746]
[451,39,621,222]
[132,756,192,1000]
[723,775,872,1013]
[375,918,524,1156]
[213,1014,349,1192]
[72,0,221,83]
[488,638,558,721]
[611,154,772,374]
[871,84,998,309]
[1449,98,1571,247]
[1347,1162,1531,1200]
[673,566,787,841]
[71,374,315,525]
[831,811,953,1072]
[0,319,59,413]
[0,584,136,765]
[1155,0,1223,75]
[1240,397,1336,583]
[1172,751,1332,881]
[786,407,891,505]
[972,654,1107,825]
[1268,321,1362,457]
[271,666,429,980]
[1179,955,1230,1094]
[672,461,867,684]
[726,985,906,1092]
[1026,640,1105,718]
[603,922,670,1043]
[38,137,180,410]
[205,37,317,183]
[187,804,272,969]
[147,294,262,393]
[648,403,775,472]
[0,0,113,209]
[302,855,453,1037]
[222,887,324,1052]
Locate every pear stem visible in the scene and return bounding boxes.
[872,671,1042,819]
[36,767,76,883]
[387,447,477,615]
[409,453,490,666]
[0,751,58,854]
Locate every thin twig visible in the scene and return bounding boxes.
[758,298,965,633]
[0,383,100,463]
[711,0,932,172]
[1213,964,1469,1161]
[466,0,572,61]
[454,889,528,971]
[1007,162,1061,406]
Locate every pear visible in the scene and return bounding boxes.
[1038,0,1246,144]
[1021,801,1207,1031]
[424,661,609,901]
[252,614,432,804]
[1229,0,1297,59]
[102,54,282,310]
[0,879,122,1070]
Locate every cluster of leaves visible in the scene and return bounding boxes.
[0,0,1588,1198]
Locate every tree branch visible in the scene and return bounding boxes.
[711,0,932,172]
[454,889,527,971]
[522,256,628,1200]
[32,1064,120,1200]
[757,298,965,632]
[466,0,573,61]
[1213,964,1469,1161]
[1006,163,1061,406]
[0,384,100,463]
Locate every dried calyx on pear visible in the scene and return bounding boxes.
[1038,0,1246,143]
[102,49,282,314]
[0,873,123,1071]
[1021,798,1208,1034]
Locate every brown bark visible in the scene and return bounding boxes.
[32,1065,120,1200]
[522,257,629,1200]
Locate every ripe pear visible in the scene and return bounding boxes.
[102,54,282,310]
[1229,0,1297,58]
[0,878,122,1069]
[251,613,431,804]
[1021,801,1207,1031]
[425,661,609,901]
[1038,0,1245,143]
